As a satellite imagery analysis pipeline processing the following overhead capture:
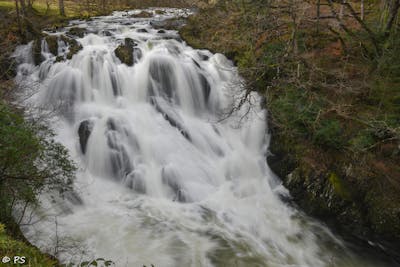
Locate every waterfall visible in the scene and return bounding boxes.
[13,8,391,267]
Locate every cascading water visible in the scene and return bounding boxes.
[13,8,394,267]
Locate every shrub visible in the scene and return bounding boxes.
[0,102,76,226]
[313,119,344,150]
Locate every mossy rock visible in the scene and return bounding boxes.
[67,27,86,38]
[114,38,138,66]
[60,35,83,60]
[155,10,166,15]
[44,35,58,56]
[131,11,153,18]
[55,56,64,62]
[328,172,352,201]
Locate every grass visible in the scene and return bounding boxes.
[0,224,57,267]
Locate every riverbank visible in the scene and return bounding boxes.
[180,0,400,259]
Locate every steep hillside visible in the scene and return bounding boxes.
[181,0,400,255]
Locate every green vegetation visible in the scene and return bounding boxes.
[181,0,400,246]
[0,102,76,227]
[0,224,57,266]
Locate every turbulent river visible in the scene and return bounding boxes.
[13,8,395,267]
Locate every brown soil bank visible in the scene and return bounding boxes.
[180,0,400,258]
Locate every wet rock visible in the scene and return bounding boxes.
[199,53,209,61]
[45,35,59,56]
[157,29,166,34]
[60,35,83,59]
[199,74,211,102]
[32,39,43,65]
[102,30,113,36]
[78,120,94,154]
[55,56,64,62]
[124,37,137,47]
[150,18,186,30]
[136,28,149,33]
[67,27,87,38]
[114,38,139,66]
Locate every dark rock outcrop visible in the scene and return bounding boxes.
[136,28,149,33]
[60,35,83,60]
[78,120,94,154]
[199,74,211,102]
[267,124,400,254]
[32,39,43,65]
[114,38,140,66]
[45,35,58,56]
[67,27,86,38]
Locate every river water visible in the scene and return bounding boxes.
[13,8,395,267]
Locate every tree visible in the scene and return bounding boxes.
[19,0,26,15]
[14,0,22,36]
[59,0,65,16]
[0,102,76,227]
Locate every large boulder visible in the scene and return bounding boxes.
[114,38,141,66]
[131,11,153,18]
[67,27,87,38]
[150,18,186,30]
[78,120,94,154]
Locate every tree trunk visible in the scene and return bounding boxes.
[385,0,400,35]
[15,0,23,36]
[339,0,346,19]
[317,0,321,32]
[19,0,26,15]
[45,0,51,14]
[59,0,65,16]
[361,0,365,20]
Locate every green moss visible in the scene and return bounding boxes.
[67,27,86,38]
[0,224,57,266]
[114,39,136,66]
[328,172,351,201]
[131,10,153,18]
